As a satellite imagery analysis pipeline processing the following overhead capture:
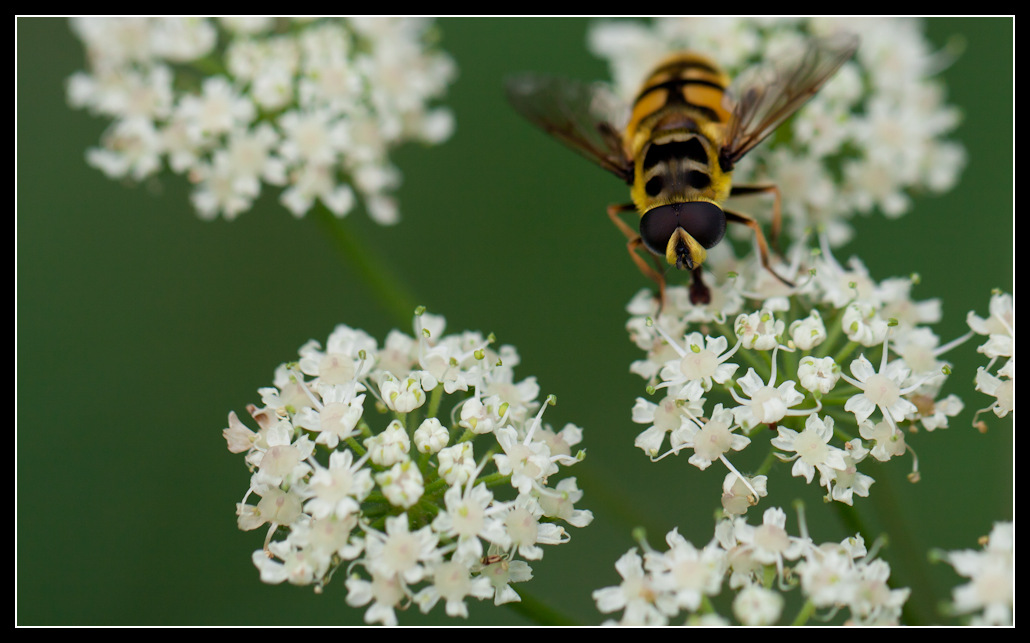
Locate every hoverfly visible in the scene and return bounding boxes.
[505,33,859,305]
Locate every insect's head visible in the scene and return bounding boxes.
[639,201,726,271]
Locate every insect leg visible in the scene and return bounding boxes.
[627,236,667,305]
[610,202,671,306]
[607,202,640,241]
[729,183,782,251]
[724,208,794,288]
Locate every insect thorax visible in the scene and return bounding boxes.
[630,123,733,214]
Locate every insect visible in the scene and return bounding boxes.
[505,33,859,305]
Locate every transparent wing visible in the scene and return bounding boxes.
[505,73,634,183]
[720,32,860,169]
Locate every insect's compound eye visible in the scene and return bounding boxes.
[678,201,726,249]
[639,202,726,256]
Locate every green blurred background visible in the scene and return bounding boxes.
[17,17,1012,625]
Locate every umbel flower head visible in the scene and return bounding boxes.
[602,16,986,515]
[593,506,910,625]
[626,234,1002,512]
[67,17,456,224]
[588,16,965,247]
[223,309,591,625]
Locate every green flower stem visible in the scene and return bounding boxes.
[831,339,863,369]
[814,307,848,359]
[754,446,780,477]
[830,501,867,548]
[345,435,368,458]
[861,474,937,626]
[313,204,418,328]
[427,383,445,419]
[506,587,581,626]
[478,471,512,488]
[790,599,818,626]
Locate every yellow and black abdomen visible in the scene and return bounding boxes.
[626,52,735,214]
[624,52,733,149]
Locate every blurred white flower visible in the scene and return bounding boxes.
[68,17,456,223]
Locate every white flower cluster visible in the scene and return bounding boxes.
[588,16,965,246]
[939,521,1013,625]
[594,507,909,625]
[223,310,591,625]
[67,17,456,223]
[627,236,978,510]
[967,291,1014,428]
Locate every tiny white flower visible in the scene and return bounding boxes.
[673,403,750,472]
[656,331,741,400]
[649,529,728,612]
[431,483,510,565]
[771,414,848,486]
[788,309,827,350]
[413,416,448,454]
[253,542,321,587]
[592,549,671,626]
[826,439,875,506]
[223,410,259,454]
[151,17,217,62]
[535,477,594,528]
[842,301,889,347]
[436,441,476,487]
[908,391,963,432]
[732,361,811,429]
[364,419,411,467]
[253,486,305,530]
[632,394,705,457]
[458,395,504,435]
[294,385,365,448]
[877,276,942,330]
[476,548,534,606]
[974,366,1014,419]
[967,291,1014,359]
[177,75,256,142]
[345,570,407,626]
[253,420,314,486]
[375,459,424,509]
[188,150,261,220]
[414,559,494,618]
[305,449,373,519]
[721,472,768,516]
[795,548,858,608]
[859,418,907,462]
[843,353,919,427]
[734,308,785,350]
[493,426,556,496]
[733,583,784,626]
[797,355,841,395]
[86,116,165,181]
[378,372,427,414]
[364,514,439,585]
[503,495,569,561]
[732,507,809,577]
[848,558,910,625]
